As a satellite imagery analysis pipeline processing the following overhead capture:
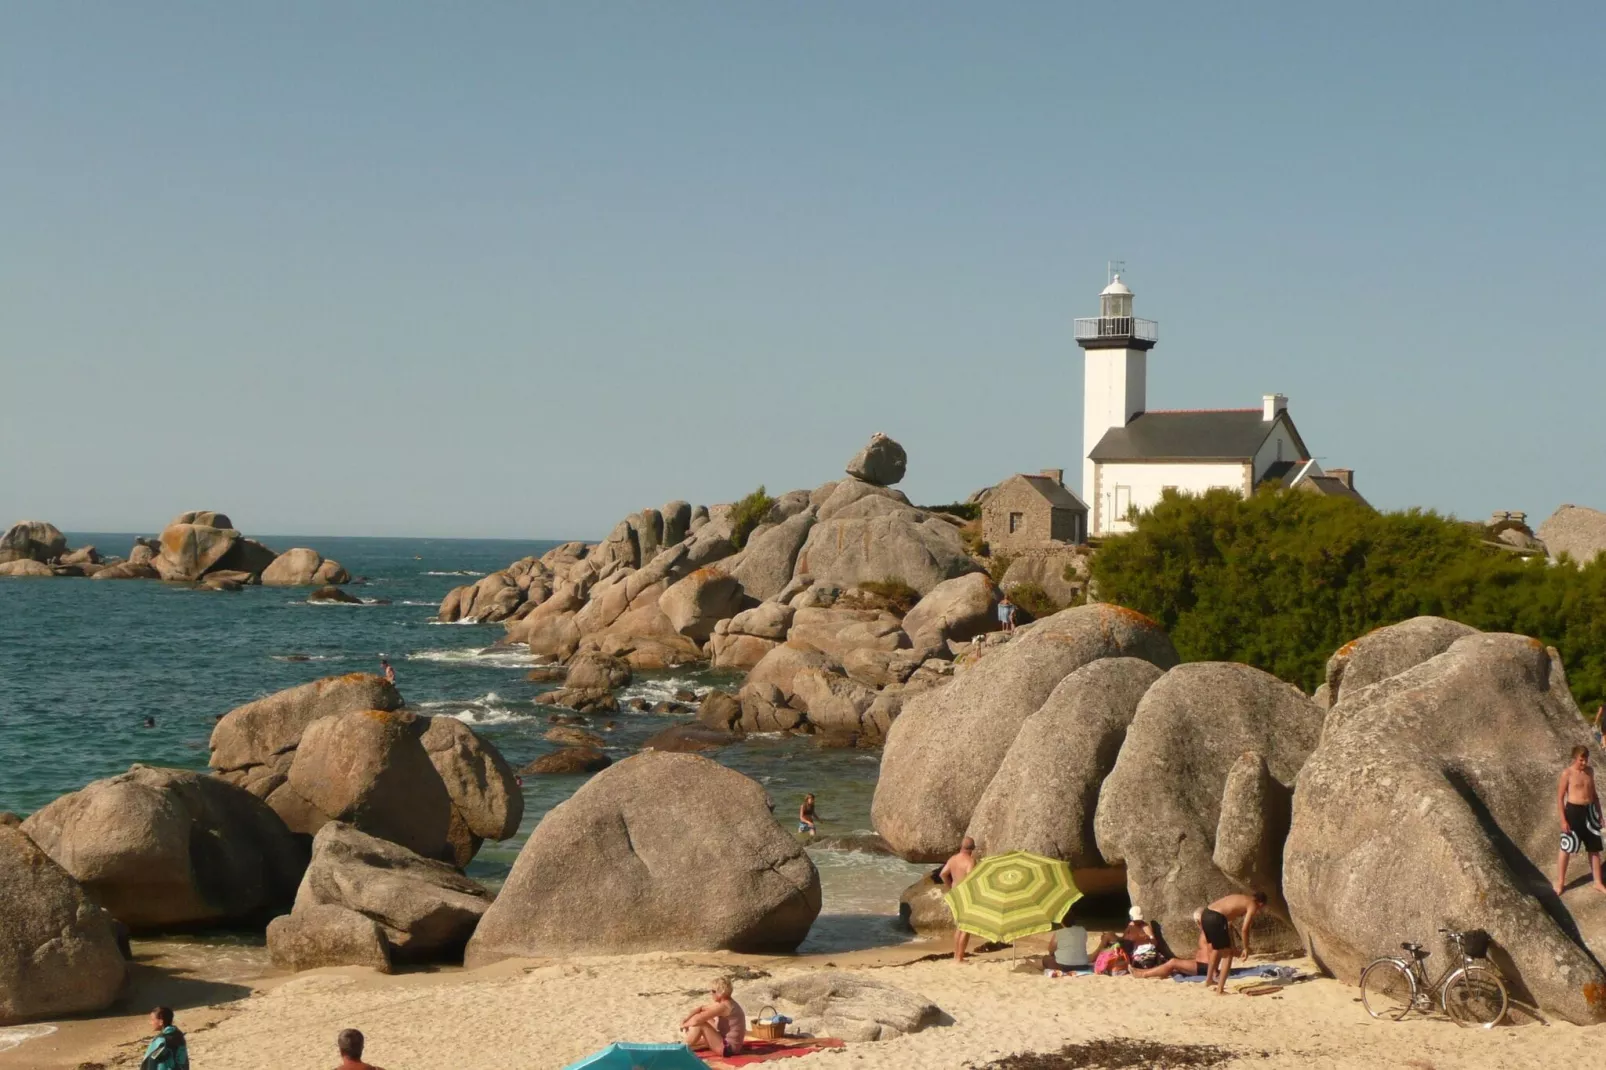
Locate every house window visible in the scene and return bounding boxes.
[1008,512,1023,534]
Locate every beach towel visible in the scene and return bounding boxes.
[699,1037,846,1067]
[1174,964,1288,984]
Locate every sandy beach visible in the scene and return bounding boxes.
[5,936,1598,1070]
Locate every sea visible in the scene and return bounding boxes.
[0,534,924,958]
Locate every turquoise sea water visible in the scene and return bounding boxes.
[0,534,921,950]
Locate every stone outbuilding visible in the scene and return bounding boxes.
[982,470,1088,552]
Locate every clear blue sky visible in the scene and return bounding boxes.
[3,3,1601,539]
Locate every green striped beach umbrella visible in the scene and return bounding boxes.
[944,850,1082,944]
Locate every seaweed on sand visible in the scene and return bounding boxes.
[975,1037,1241,1069]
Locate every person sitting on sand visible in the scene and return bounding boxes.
[680,976,746,1058]
[334,1028,384,1070]
[1555,744,1606,894]
[940,836,978,963]
[1198,891,1267,994]
[1042,912,1092,976]
[1131,930,1211,980]
[798,793,818,836]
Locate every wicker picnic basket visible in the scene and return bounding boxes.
[751,1005,787,1041]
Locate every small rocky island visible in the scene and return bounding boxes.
[0,511,351,590]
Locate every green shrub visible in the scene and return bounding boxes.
[1090,486,1606,709]
[921,502,981,521]
[850,578,922,615]
[1006,581,1061,621]
[988,553,1015,583]
[729,486,776,550]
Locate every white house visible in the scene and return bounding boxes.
[1077,274,1365,536]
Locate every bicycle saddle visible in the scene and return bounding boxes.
[1401,942,1428,958]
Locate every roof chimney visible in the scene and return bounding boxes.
[1262,393,1288,421]
[1327,467,1354,490]
[1040,468,1064,485]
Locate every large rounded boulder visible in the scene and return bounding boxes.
[210,673,404,799]
[845,432,908,487]
[872,604,1179,861]
[967,657,1165,869]
[795,505,977,596]
[1093,663,1322,954]
[465,753,820,964]
[0,825,126,1024]
[1285,628,1606,1025]
[282,710,455,861]
[21,765,307,932]
[419,716,524,868]
[1324,615,1477,704]
[153,516,241,582]
[900,572,1002,651]
[1538,503,1606,565]
[0,520,67,564]
[261,548,351,587]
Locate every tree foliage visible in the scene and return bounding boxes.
[729,486,776,549]
[1090,488,1606,710]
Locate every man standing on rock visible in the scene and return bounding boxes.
[940,837,978,962]
[379,657,396,684]
[1555,744,1606,895]
[1198,891,1266,994]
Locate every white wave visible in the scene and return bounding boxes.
[422,570,485,577]
[0,1025,57,1054]
[423,692,536,726]
[426,618,483,626]
[401,599,441,607]
[407,647,537,669]
[269,653,344,663]
[618,675,706,704]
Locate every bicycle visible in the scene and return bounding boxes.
[1359,928,1508,1028]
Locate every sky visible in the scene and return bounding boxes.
[2,3,1602,540]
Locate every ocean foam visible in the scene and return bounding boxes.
[421,692,536,726]
[268,653,344,663]
[422,570,485,577]
[401,600,441,607]
[0,1025,57,1054]
[407,647,537,669]
[618,675,706,704]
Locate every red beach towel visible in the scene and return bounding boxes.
[699,1037,846,1067]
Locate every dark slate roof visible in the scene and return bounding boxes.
[1089,409,1309,463]
[1016,474,1088,511]
[1260,460,1301,486]
[1300,475,1372,508]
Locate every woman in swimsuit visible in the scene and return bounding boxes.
[680,976,746,1058]
[798,793,818,835]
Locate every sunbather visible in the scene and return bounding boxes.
[680,976,746,1058]
[1041,914,1091,975]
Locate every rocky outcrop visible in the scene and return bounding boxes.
[0,559,54,577]
[261,548,351,587]
[736,973,940,1042]
[728,512,815,601]
[787,607,910,662]
[523,748,612,774]
[283,710,455,861]
[267,903,393,973]
[0,825,126,1025]
[272,823,491,968]
[659,567,746,643]
[1094,663,1321,955]
[845,433,908,487]
[563,651,632,690]
[21,765,307,932]
[154,516,244,582]
[1324,615,1477,704]
[900,573,1001,650]
[308,585,361,603]
[90,560,159,580]
[419,717,524,868]
[795,506,977,595]
[1286,627,1606,1025]
[641,723,738,753]
[873,604,1180,861]
[465,753,820,963]
[1538,504,1606,565]
[439,571,525,623]
[0,521,67,564]
[210,673,404,797]
[967,657,1165,865]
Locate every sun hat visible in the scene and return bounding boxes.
[1128,906,1144,922]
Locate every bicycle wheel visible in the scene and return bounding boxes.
[1442,966,1508,1028]
[1360,959,1416,1020]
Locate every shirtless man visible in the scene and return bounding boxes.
[1198,891,1267,994]
[1555,744,1606,894]
[940,837,978,962]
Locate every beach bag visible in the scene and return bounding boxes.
[1130,942,1165,970]
[1093,946,1128,975]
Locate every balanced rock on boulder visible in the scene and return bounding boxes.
[1285,625,1606,1025]
[0,825,126,1025]
[845,433,908,487]
[21,765,306,932]
[465,753,820,963]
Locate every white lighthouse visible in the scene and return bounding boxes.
[1077,272,1158,524]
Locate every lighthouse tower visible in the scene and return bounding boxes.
[1076,273,1158,526]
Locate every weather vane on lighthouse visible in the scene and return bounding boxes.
[1107,260,1126,284]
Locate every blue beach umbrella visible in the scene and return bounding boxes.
[562,1042,708,1070]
